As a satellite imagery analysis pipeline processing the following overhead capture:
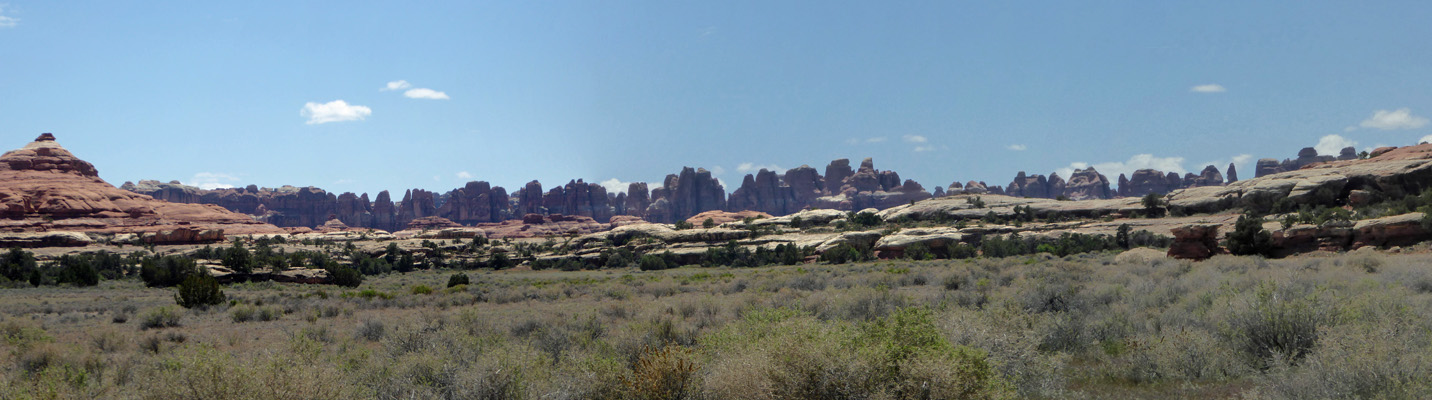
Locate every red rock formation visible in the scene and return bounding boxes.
[405,216,463,230]
[1063,167,1113,200]
[823,159,854,195]
[1119,169,1182,197]
[1168,224,1224,260]
[541,179,613,222]
[0,134,283,243]
[646,167,726,223]
[624,182,651,219]
[517,181,543,215]
[476,214,609,239]
[435,181,511,225]
[1227,163,1239,183]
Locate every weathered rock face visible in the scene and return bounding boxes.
[1227,163,1239,183]
[435,181,505,225]
[1006,172,1050,199]
[517,181,543,215]
[823,159,854,195]
[1168,224,1223,260]
[1004,168,1111,200]
[646,167,726,223]
[475,214,609,239]
[624,182,651,219]
[1338,147,1358,161]
[0,134,283,243]
[540,179,613,222]
[727,169,797,216]
[932,186,945,197]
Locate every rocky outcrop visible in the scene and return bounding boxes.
[1186,165,1224,188]
[1168,224,1223,260]
[405,216,463,231]
[823,159,854,195]
[0,134,283,244]
[685,210,772,226]
[1063,168,1114,200]
[475,214,609,239]
[1119,169,1182,197]
[1254,146,1356,177]
[812,158,932,210]
[1227,163,1239,183]
[624,183,651,220]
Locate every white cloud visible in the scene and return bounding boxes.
[599,178,632,194]
[903,135,927,143]
[404,88,450,100]
[1315,134,1357,156]
[1057,154,1188,182]
[913,145,935,152]
[382,80,411,91]
[866,137,887,143]
[736,162,782,174]
[1358,108,1429,130]
[1190,84,1226,93]
[455,171,473,180]
[332,179,356,185]
[301,100,371,124]
[1420,135,1432,145]
[1231,154,1253,164]
[185,172,241,190]
[0,5,17,28]
[1007,144,1027,151]
[709,166,725,176]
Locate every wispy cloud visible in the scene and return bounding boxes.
[455,171,473,180]
[382,80,411,91]
[1419,135,1432,145]
[903,135,927,143]
[1056,154,1188,182]
[913,146,935,152]
[1190,84,1226,93]
[1356,108,1429,130]
[301,100,371,124]
[0,5,18,28]
[1007,144,1027,151]
[185,172,241,190]
[736,162,782,174]
[1315,134,1357,156]
[404,88,450,100]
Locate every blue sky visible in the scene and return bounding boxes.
[2,2,1431,196]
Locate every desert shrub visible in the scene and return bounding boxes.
[1253,321,1432,399]
[903,242,933,260]
[174,273,226,308]
[619,345,696,400]
[410,284,434,295]
[849,211,883,227]
[447,273,470,287]
[355,319,386,342]
[1222,282,1334,368]
[139,307,183,330]
[2,320,53,350]
[231,305,257,323]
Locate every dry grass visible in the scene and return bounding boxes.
[2,249,1432,399]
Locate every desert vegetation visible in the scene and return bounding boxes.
[3,245,1432,399]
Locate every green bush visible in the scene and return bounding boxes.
[174,273,226,309]
[446,273,470,288]
[639,254,669,271]
[329,266,363,288]
[1227,214,1275,257]
[139,307,183,330]
[410,285,434,295]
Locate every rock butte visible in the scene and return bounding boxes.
[0,134,285,245]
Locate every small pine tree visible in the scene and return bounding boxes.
[174,273,226,308]
[1141,193,1164,218]
[1115,224,1131,249]
[702,218,715,229]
